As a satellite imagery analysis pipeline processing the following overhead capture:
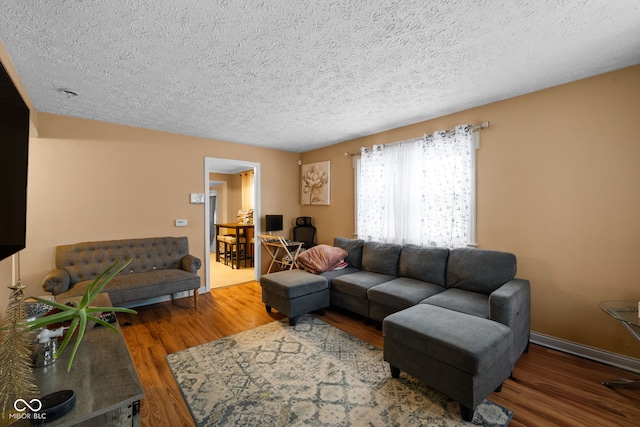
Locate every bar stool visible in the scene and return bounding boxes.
[248,237,255,267]
[221,235,247,269]
[216,235,231,265]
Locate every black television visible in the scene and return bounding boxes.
[0,60,30,261]
[265,215,283,232]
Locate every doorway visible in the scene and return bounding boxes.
[204,157,261,291]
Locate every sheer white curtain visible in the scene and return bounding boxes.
[357,125,474,248]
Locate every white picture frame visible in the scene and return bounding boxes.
[301,161,330,205]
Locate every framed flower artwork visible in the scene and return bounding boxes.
[301,161,330,205]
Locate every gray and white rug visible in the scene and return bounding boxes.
[167,315,513,427]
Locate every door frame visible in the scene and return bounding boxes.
[203,157,261,291]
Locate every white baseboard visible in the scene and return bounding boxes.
[530,332,640,375]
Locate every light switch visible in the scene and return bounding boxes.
[175,219,188,227]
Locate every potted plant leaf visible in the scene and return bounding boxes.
[25,258,138,372]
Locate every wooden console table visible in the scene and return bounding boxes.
[20,294,144,426]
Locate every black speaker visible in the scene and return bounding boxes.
[32,389,76,422]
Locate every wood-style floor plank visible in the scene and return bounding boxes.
[118,282,640,426]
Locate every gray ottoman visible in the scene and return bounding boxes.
[383,304,514,422]
[260,270,329,326]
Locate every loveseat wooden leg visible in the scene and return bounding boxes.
[193,289,199,309]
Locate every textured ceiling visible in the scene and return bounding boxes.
[1,1,639,152]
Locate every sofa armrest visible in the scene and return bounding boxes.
[182,254,202,274]
[41,269,72,296]
[489,278,531,363]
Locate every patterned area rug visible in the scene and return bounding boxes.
[167,315,513,427]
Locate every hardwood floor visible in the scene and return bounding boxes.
[118,282,640,426]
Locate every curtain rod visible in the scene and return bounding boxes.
[344,121,490,157]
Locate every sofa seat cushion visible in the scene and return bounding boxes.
[383,304,512,375]
[61,269,200,305]
[319,266,360,282]
[421,288,489,319]
[331,271,396,298]
[367,278,444,310]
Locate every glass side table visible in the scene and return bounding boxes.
[599,301,640,389]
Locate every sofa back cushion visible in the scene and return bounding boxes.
[56,237,190,285]
[399,245,449,286]
[361,241,402,276]
[333,237,365,269]
[445,248,517,294]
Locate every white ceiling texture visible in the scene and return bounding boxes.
[1,1,639,153]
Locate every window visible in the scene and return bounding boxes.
[355,125,477,248]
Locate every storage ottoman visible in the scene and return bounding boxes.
[260,270,329,326]
[383,304,514,421]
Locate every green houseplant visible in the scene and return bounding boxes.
[25,258,138,372]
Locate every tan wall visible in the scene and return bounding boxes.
[301,64,640,358]
[0,112,301,313]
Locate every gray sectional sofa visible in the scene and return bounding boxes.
[314,237,530,420]
[41,236,202,307]
[260,236,530,420]
[320,237,531,364]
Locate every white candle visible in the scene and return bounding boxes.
[16,251,20,283]
[11,253,16,286]
[11,252,21,286]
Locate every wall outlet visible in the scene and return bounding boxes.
[175,219,187,227]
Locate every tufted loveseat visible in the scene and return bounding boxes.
[41,237,202,307]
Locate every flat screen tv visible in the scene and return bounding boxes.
[0,60,30,261]
[265,215,283,232]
